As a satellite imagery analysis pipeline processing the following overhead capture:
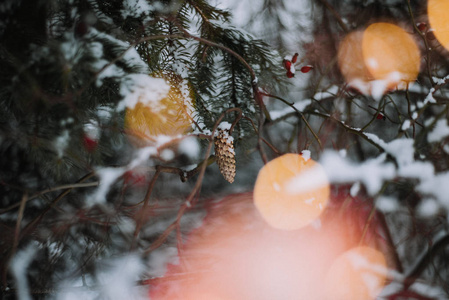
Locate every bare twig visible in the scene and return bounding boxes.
[142,108,242,255]
[316,0,349,32]
[261,92,323,150]
[0,182,99,214]
[403,234,449,289]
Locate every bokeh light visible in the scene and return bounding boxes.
[324,246,387,300]
[362,23,420,89]
[338,30,374,95]
[124,85,192,141]
[149,193,352,300]
[428,0,449,51]
[338,23,420,99]
[253,154,330,230]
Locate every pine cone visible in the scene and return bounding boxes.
[214,129,236,183]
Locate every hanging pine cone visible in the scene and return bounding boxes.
[214,129,236,183]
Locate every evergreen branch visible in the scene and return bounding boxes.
[142,108,243,255]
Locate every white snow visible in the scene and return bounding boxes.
[93,59,125,86]
[270,99,312,120]
[121,0,153,19]
[301,150,311,162]
[217,121,232,131]
[428,119,449,143]
[178,137,200,159]
[320,151,395,195]
[417,198,441,217]
[10,244,38,300]
[84,120,100,140]
[418,171,449,211]
[90,167,126,204]
[160,149,175,161]
[147,247,179,277]
[117,74,170,111]
[424,88,437,104]
[54,130,70,158]
[285,164,329,195]
[97,255,145,300]
[432,74,449,85]
[313,86,339,101]
[350,182,361,197]
[130,146,158,169]
[401,119,411,131]
[376,196,399,213]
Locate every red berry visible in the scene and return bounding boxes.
[283,60,292,71]
[286,70,295,78]
[376,113,386,120]
[417,22,426,32]
[292,53,299,63]
[83,136,98,152]
[300,65,313,73]
[426,30,436,40]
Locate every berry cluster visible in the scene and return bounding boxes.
[282,53,313,78]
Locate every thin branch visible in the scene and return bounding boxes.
[262,92,323,150]
[406,0,434,86]
[142,108,241,255]
[316,0,349,33]
[131,167,162,250]
[11,192,28,258]
[0,182,99,214]
[404,234,449,289]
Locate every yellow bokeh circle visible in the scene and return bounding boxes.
[253,153,330,230]
[124,75,193,142]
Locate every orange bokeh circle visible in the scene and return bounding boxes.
[324,246,387,300]
[253,153,330,230]
[338,30,374,94]
[362,22,420,89]
[428,0,449,51]
[338,23,420,98]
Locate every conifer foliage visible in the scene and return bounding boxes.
[1,0,449,299]
[0,0,282,297]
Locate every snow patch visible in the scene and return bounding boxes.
[117,75,170,111]
[10,244,38,300]
[428,119,449,143]
[285,164,329,195]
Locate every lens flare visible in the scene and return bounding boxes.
[324,246,387,300]
[428,0,449,51]
[149,193,352,300]
[253,154,330,230]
